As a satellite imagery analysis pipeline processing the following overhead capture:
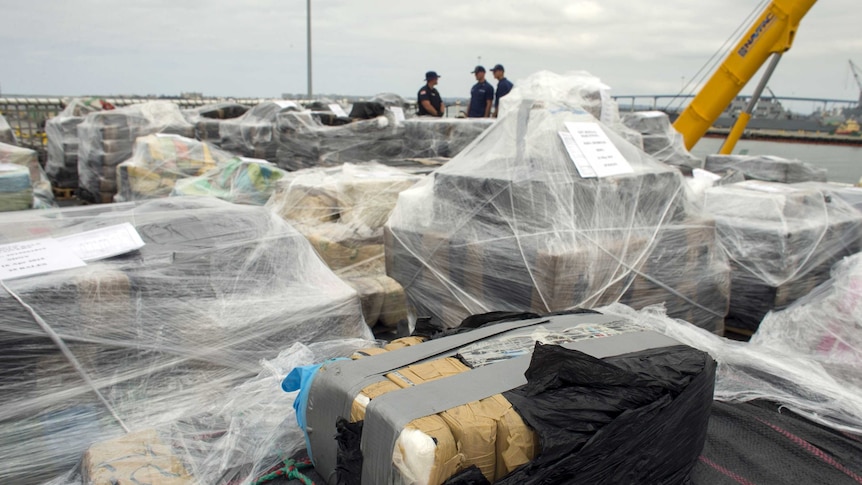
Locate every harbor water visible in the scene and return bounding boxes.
[692,137,862,184]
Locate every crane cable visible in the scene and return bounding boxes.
[663,0,770,114]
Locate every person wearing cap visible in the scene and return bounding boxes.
[417,71,444,117]
[490,64,513,118]
[467,66,494,118]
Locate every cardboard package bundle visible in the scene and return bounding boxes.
[115,134,239,202]
[0,141,56,209]
[268,163,423,331]
[182,102,250,143]
[45,99,104,189]
[704,154,828,183]
[172,157,287,206]
[0,113,16,144]
[291,311,716,484]
[77,101,195,203]
[0,197,370,484]
[621,111,704,169]
[82,429,195,485]
[386,76,730,334]
[703,180,862,332]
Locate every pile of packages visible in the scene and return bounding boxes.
[0,141,55,210]
[292,310,715,484]
[173,156,287,205]
[0,197,370,484]
[704,154,828,183]
[702,180,862,331]
[0,114,16,145]
[268,163,424,331]
[182,102,249,143]
[386,72,730,334]
[77,101,194,203]
[621,111,704,169]
[45,99,104,190]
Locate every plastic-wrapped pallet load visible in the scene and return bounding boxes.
[386,71,730,334]
[0,113,17,145]
[115,134,239,202]
[267,163,423,331]
[0,163,32,211]
[173,156,288,205]
[77,101,195,203]
[621,111,704,169]
[793,180,862,212]
[288,310,716,484]
[218,101,299,162]
[704,153,827,183]
[400,118,495,159]
[0,197,370,484]
[45,99,104,190]
[0,141,56,209]
[702,180,862,332]
[182,102,250,143]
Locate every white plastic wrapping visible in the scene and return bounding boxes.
[172,157,287,206]
[218,101,299,163]
[0,141,55,210]
[621,111,704,169]
[268,163,424,331]
[702,180,862,331]
[0,113,17,145]
[115,134,239,202]
[45,99,104,190]
[0,197,370,484]
[77,101,195,203]
[181,102,250,143]
[704,154,828,184]
[386,72,730,335]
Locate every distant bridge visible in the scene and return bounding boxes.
[611,94,859,113]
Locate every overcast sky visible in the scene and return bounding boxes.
[2,0,860,110]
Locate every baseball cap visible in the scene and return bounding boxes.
[491,64,505,72]
[425,71,440,81]
[471,65,486,73]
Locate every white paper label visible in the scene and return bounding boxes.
[56,223,145,262]
[240,157,272,165]
[329,104,349,118]
[390,106,406,122]
[0,238,86,280]
[155,133,181,138]
[564,122,633,178]
[559,132,597,178]
[692,168,722,182]
[274,100,298,109]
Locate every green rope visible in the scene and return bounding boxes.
[252,457,315,485]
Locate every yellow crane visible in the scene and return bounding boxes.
[672,0,817,153]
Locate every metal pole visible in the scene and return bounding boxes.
[306,0,312,98]
[719,53,783,154]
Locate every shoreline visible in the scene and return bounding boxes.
[704,128,862,146]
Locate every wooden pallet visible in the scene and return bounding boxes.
[52,186,76,200]
[724,325,755,339]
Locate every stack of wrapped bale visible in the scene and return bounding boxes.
[218,101,298,162]
[794,180,862,212]
[45,99,104,190]
[386,72,730,335]
[268,163,423,332]
[290,311,716,484]
[173,156,288,205]
[400,118,494,159]
[0,141,56,209]
[702,180,862,333]
[182,102,249,143]
[704,154,827,183]
[115,134,238,202]
[0,113,16,144]
[77,101,194,203]
[621,111,704,169]
[0,197,370,484]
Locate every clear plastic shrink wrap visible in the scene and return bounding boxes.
[0,197,370,484]
[181,102,250,143]
[0,113,17,145]
[115,134,239,202]
[77,101,195,203]
[45,99,104,190]
[218,101,299,163]
[621,111,704,169]
[172,157,287,206]
[0,141,56,210]
[267,163,423,331]
[385,72,730,334]
[704,154,828,183]
[702,180,862,331]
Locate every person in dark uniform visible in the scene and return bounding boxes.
[467,66,494,118]
[490,64,514,118]
[417,71,444,117]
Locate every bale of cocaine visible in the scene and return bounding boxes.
[702,180,862,331]
[45,99,104,189]
[386,75,730,334]
[172,156,287,205]
[218,101,297,163]
[0,197,370,484]
[77,101,195,203]
[182,102,250,143]
[621,111,704,169]
[290,311,715,484]
[0,141,56,209]
[704,154,828,184]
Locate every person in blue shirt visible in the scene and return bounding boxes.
[417,71,444,117]
[468,66,494,118]
[491,64,514,118]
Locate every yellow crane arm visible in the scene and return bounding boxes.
[672,0,817,150]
